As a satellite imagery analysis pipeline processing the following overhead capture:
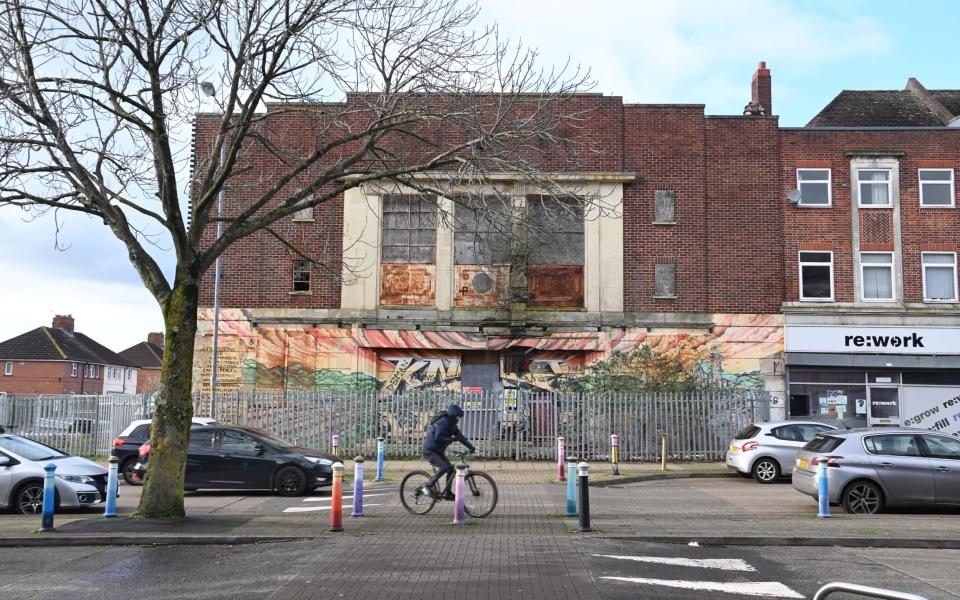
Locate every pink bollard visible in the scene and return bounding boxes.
[557,437,566,481]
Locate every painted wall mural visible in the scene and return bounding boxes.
[193,310,784,394]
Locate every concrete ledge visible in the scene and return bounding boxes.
[589,471,736,487]
[608,535,960,550]
[0,534,317,548]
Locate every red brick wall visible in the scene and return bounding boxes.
[136,368,162,395]
[781,130,960,303]
[0,361,99,395]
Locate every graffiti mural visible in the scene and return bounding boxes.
[192,310,784,394]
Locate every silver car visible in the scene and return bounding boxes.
[0,433,108,514]
[793,428,960,514]
[726,421,838,483]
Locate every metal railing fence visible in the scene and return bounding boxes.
[0,389,770,460]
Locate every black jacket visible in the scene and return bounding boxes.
[423,405,474,454]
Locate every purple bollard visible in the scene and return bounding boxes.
[351,456,365,517]
[452,463,468,525]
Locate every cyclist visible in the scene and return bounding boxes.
[419,404,475,500]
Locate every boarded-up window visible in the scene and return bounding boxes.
[655,263,676,297]
[292,261,311,292]
[381,195,436,264]
[527,195,584,265]
[654,190,676,223]
[454,197,512,265]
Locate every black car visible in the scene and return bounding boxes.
[112,417,217,485]
[132,425,337,496]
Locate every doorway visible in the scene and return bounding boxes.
[867,386,900,426]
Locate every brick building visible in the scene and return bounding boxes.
[120,333,164,394]
[192,63,960,432]
[0,316,137,395]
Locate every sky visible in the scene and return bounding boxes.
[1,0,958,351]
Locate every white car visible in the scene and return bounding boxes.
[112,417,217,485]
[0,433,108,514]
[726,421,838,483]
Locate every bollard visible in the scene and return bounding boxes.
[565,459,577,517]
[452,463,467,525]
[577,461,592,532]
[660,436,668,472]
[330,462,344,532]
[39,462,56,532]
[104,455,119,518]
[817,458,831,518]
[557,437,566,482]
[375,436,385,482]
[610,434,620,476]
[331,434,341,459]
[351,456,365,517]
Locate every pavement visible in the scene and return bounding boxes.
[2,459,960,550]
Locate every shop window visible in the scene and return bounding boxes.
[382,195,437,264]
[919,169,954,207]
[798,251,833,300]
[796,169,831,206]
[292,261,311,292]
[858,169,892,207]
[923,252,957,302]
[788,383,866,420]
[860,252,894,301]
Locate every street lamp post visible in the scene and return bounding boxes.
[203,82,225,419]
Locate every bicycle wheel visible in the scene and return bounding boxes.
[463,470,498,518]
[400,470,437,515]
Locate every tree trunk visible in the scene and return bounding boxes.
[136,277,199,518]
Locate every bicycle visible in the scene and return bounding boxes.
[399,450,498,518]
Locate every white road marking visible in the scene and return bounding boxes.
[283,503,383,513]
[600,577,804,598]
[303,493,389,502]
[593,554,756,572]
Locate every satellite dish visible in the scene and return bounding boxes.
[786,189,802,205]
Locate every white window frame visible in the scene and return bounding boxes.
[71,362,78,377]
[857,169,893,208]
[860,252,895,302]
[919,169,955,208]
[922,252,958,302]
[796,168,832,207]
[798,251,834,301]
[3,361,12,376]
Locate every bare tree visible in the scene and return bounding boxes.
[0,0,594,518]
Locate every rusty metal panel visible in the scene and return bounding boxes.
[454,265,510,308]
[528,265,584,308]
[380,263,436,306]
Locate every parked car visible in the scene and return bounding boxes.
[132,425,336,496]
[112,417,217,486]
[726,421,838,483]
[793,428,960,514]
[0,433,108,514]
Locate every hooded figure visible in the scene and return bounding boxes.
[420,404,475,498]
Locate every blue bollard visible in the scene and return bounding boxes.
[817,458,831,518]
[565,459,577,517]
[39,462,56,532]
[375,437,385,482]
[351,456,365,517]
[104,455,119,518]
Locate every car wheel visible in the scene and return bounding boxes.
[751,458,780,483]
[120,458,142,486]
[275,466,307,497]
[14,482,47,515]
[842,480,884,515]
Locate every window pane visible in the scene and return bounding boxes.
[800,252,831,263]
[800,182,829,205]
[801,265,831,298]
[382,246,408,263]
[924,253,955,265]
[860,182,889,205]
[925,266,956,300]
[863,266,893,299]
[861,253,892,264]
[530,233,585,265]
[382,229,409,246]
[922,435,960,459]
[798,169,829,181]
[920,170,952,181]
[921,183,952,205]
[408,246,435,263]
[859,170,889,182]
[865,434,920,457]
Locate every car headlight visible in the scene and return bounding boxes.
[304,457,333,466]
[57,474,95,485]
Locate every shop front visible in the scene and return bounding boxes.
[785,324,960,435]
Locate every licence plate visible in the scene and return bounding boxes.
[797,458,809,469]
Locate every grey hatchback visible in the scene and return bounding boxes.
[793,428,960,514]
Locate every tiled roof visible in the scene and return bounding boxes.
[0,327,132,366]
[120,342,164,369]
[806,90,957,127]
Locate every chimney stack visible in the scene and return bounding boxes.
[147,332,165,347]
[52,314,75,333]
[749,61,772,116]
